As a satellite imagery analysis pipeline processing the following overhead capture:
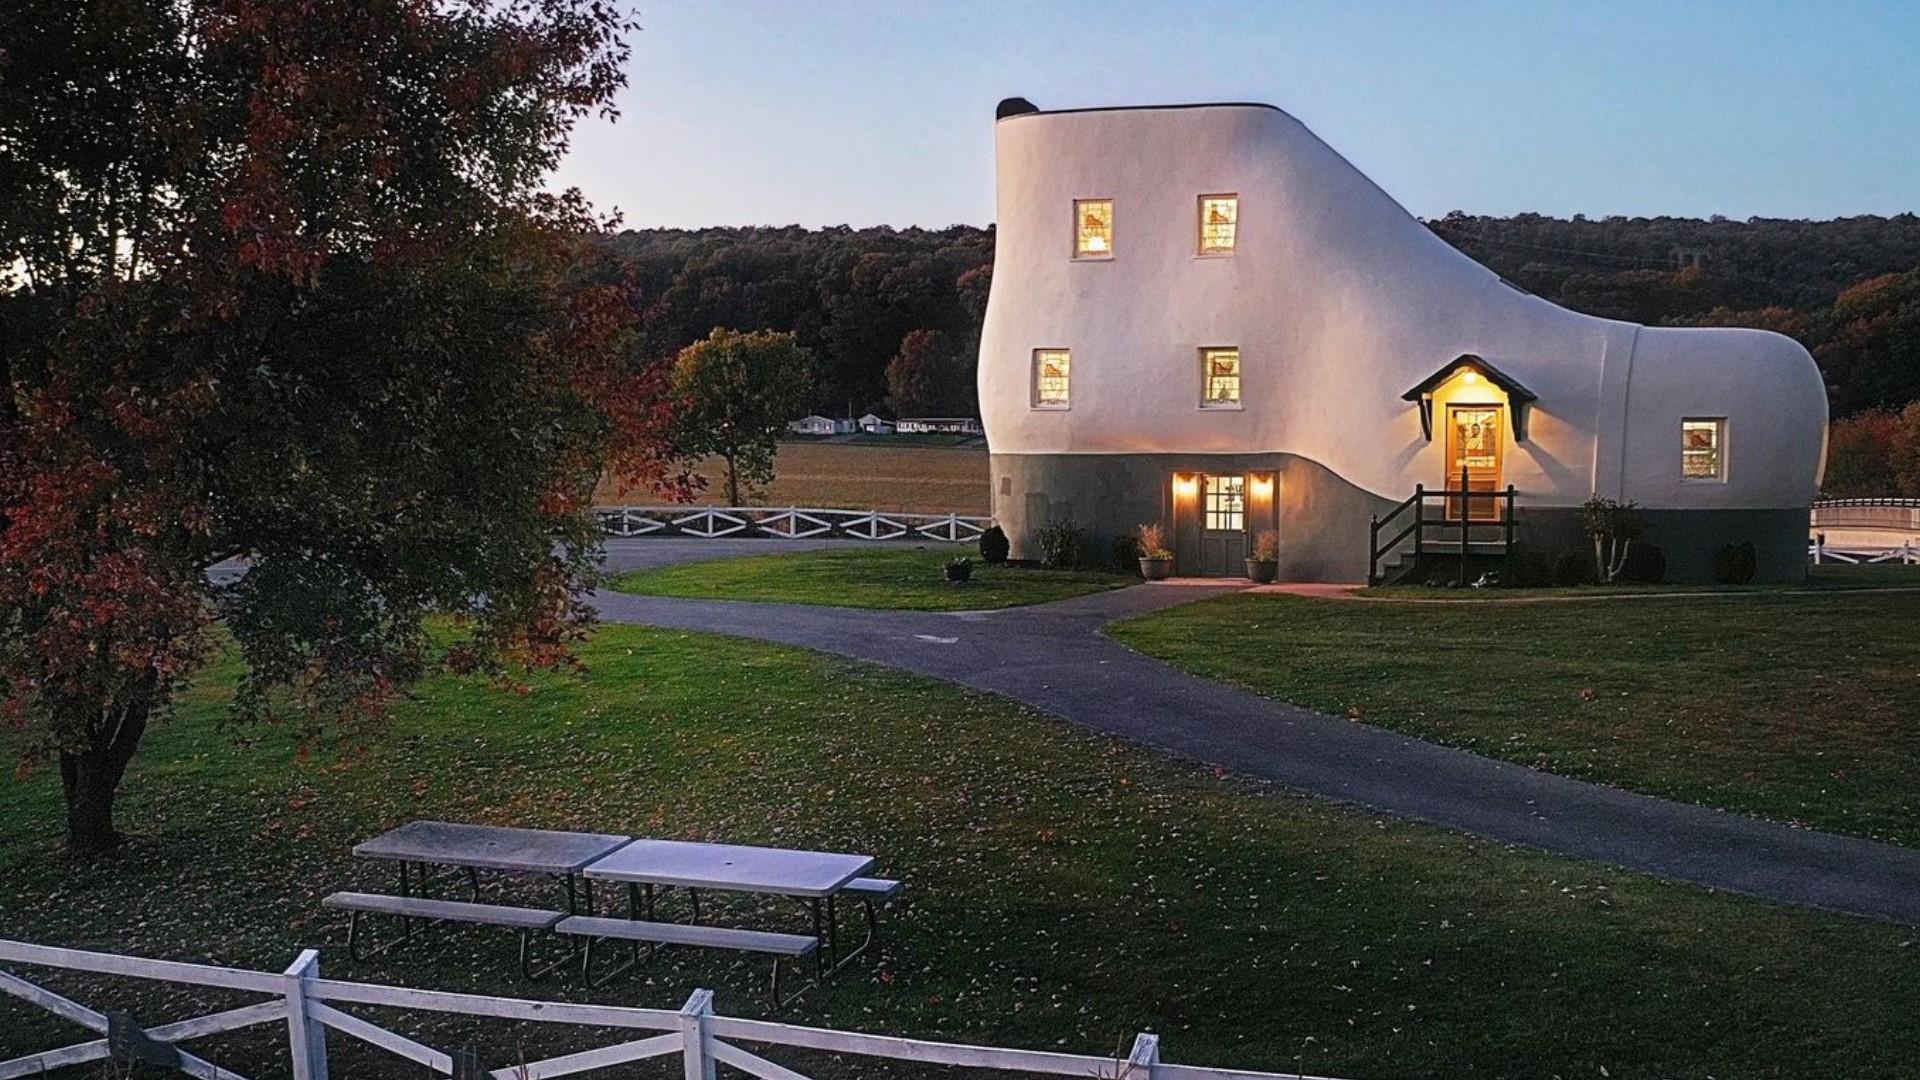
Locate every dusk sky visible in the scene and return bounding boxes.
[552,1,1920,231]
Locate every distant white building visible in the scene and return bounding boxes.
[897,417,984,435]
[788,414,853,436]
[856,413,895,434]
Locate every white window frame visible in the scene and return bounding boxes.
[1032,348,1071,409]
[1199,347,1242,410]
[1197,194,1238,256]
[1073,199,1114,260]
[1681,417,1727,482]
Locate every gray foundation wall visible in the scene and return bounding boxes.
[992,452,1812,585]
[991,452,1395,583]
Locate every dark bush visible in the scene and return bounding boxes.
[1553,548,1594,586]
[1715,540,1758,585]
[943,557,973,583]
[1033,517,1085,570]
[1618,543,1667,584]
[1506,542,1553,587]
[978,525,1010,564]
[1109,533,1142,576]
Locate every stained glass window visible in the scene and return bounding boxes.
[1033,348,1071,408]
[1199,195,1238,254]
[1201,348,1241,408]
[1074,199,1113,258]
[1205,475,1246,531]
[1682,418,1725,479]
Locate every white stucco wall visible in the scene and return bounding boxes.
[978,103,1827,510]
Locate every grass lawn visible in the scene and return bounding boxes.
[1110,571,1920,846]
[2,626,1919,1078]
[609,546,1135,610]
[1362,560,1920,599]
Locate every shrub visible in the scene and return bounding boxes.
[978,525,1010,564]
[1033,517,1085,569]
[1110,533,1142,575]
[1507,542,1553,587]
[1715,540,1758,585]
[944,556,973,583]
[1581,495,1647,582]
[1618,543,1667,584]
[1252,529,1279,562]
[1553,549,1594,586]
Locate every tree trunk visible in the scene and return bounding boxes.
[57,695,151,856]
[724,450,741,506]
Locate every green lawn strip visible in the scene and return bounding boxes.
[1109,587,1920,845]
[1361,561,1920,599]
[2,627,1918,1078]
[608,546,1134,610]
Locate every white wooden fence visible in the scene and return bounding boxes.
[1809,540,1920,564]
[596,506,994,543]
[0,939,1350,1080]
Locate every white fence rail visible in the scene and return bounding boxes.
[1810,541,1920,564]
[597,506,994,543]
[0,939,1350,1080]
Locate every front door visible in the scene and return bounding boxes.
[1198,474,1248,575]
[1444,404,1503,521]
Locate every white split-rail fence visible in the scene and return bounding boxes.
[0,938,1351,1080]
[1808,498,1920,563]
[596,507,994,544]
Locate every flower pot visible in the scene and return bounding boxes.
[1245,558,1279,584]
[1139,556,1174,581]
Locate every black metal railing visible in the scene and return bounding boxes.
[1369,469,1517,586]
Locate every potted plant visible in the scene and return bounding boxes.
[1136,523,1174,581]
[944,556,973,584]
[1245,529,1279,583]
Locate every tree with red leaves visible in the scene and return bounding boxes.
[1,1,683,855]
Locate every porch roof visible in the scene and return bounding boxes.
[1400,354,1537,442]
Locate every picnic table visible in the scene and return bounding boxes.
[331,823,900,1005]
[352,820,631,914]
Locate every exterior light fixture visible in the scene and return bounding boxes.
[1251,474,1274,496]
[1462,371,1480,384]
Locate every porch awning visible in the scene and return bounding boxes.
[1401,353,1538,442]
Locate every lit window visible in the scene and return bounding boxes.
[1205,475,1245,531]
[1199,195,1238,254]
[1201,347,1241,408]
[1074,199,1113,258]
[1033,348,1071,408]
[1682,418,1725,480]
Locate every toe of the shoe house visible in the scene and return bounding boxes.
[1612,326,1827,578]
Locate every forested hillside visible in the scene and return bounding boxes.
[611,215,1920,492]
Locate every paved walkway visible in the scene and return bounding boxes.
[592,580,1920,926]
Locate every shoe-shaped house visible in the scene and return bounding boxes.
[978,99,1827,583]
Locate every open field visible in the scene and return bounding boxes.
[1111,570,1920,846]
[4,626,1919,1078]
[596,441,990,514]
[610,547,1132,610]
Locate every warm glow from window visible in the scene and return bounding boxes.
[1205,475,1246,531]
[1682,418,1725,480]
[1074,199,1113,258]
[1199,195,1238,254]
[1033,348,1071,408]
[1201,347,1241,408]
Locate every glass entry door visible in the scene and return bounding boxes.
[1444,405,1503,521]
[1198,474,1248,575]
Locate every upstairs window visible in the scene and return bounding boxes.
[1201,347,1241,408]
[1682,418,1726,480]
[1074,199,1113,258]
[1033,348,1071,408]
[1198,195,1238,255]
